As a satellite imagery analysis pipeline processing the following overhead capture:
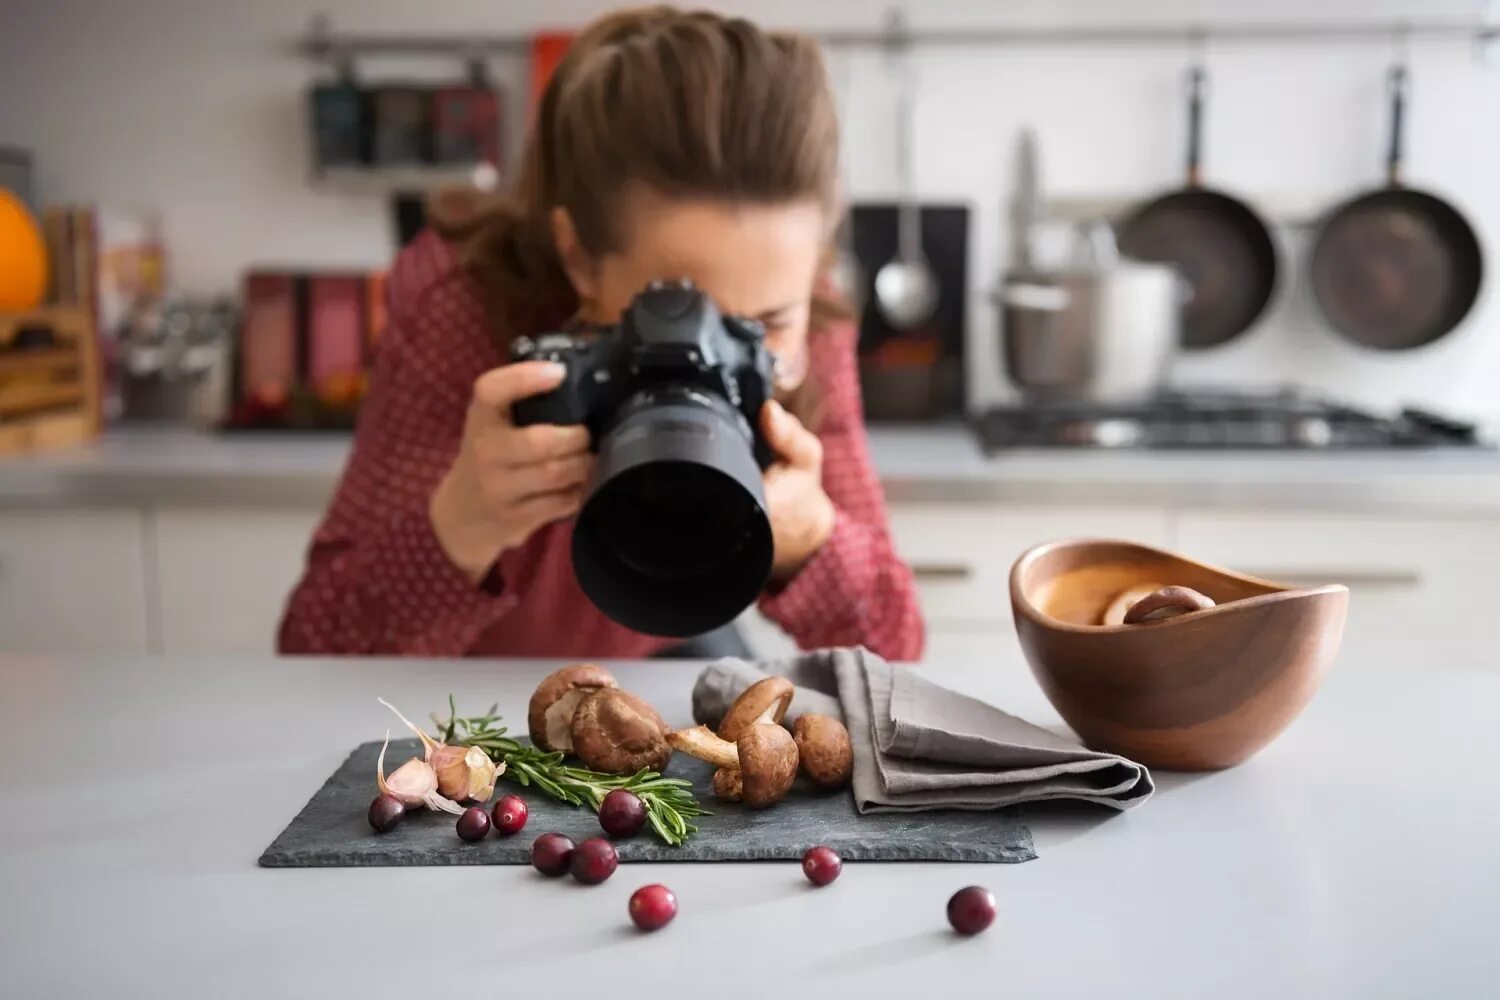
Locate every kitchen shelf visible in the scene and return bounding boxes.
[291,12,1495,60]
[0,348,81,379]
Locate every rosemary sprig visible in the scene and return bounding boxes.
[434,696,708,846]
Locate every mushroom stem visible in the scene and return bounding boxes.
[666,726,740,770]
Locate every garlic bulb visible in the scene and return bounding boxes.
[375,731,463,815]
[378,698,505,805]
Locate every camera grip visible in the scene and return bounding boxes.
[511,388,585,427]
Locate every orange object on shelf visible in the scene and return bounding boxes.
[0,190,48,311]
[529,32,576,121]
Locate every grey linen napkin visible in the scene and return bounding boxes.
[692,647,1153,813]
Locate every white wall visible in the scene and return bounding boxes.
[3,0,1499,415]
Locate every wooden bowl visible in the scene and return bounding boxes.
[1010,539,1349,771]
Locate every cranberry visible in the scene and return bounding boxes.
[598,789,647,838]
[569,837,619,885]
[530,833,576,876]
[456,806,491,842]
[947,886,997,935]
[801,845,842,886]
[628,884,678,931]
[490,794,528,836]
[367,794,405,833]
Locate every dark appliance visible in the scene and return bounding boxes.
[974,388,1487,452]
[850,203,967,421]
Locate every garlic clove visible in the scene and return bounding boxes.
[463,746,502,802]
[430,743,502,803]
[376,731,440,807]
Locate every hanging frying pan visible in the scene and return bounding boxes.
[1308,65,1482,351]
[1118,65,1279,350]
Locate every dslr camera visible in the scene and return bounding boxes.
[510,280,778,638]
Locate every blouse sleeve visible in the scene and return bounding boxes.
[277,240,527,656]
[756,323,925,661]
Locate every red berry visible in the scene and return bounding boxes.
[947,886,997,935]
[801,846,842,886]
[569,837,619,885]
[628,884,678,931]
[367,794,405,833]
[490,794,528,836]
[456,806,491,842]
[598,789,647,838]
[530,833,576,876]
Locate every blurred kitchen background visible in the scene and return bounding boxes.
[1,0,1497,667]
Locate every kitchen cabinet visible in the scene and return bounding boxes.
[0,508,150,654]
[153,508,321,654]
[1176,511,1500,670]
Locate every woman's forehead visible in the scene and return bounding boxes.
[609,194,825,315]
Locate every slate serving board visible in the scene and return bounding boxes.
[259,739,1036,866]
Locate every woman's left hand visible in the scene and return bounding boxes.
[760,399,836,582]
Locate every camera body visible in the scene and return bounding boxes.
[508,280,780,639]
[511,280,775,468]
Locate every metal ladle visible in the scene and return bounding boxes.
[873,12,939,330]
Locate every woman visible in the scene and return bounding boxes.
[278,7,923,661]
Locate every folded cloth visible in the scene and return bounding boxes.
[692,647,1153,813]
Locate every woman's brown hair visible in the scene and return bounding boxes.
[431,5,851,414]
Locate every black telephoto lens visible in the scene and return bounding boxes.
[571,388,773,638]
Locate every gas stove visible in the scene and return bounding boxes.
[973,389,1489,452]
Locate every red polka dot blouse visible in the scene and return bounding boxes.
[277,231,924,661]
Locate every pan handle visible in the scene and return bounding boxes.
[1185,65,1206,188]
[1386,64,1409,187]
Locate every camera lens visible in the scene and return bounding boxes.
[572,389,773,638]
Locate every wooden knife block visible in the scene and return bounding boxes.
[0,305,101,457]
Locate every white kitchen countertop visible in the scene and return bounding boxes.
[1,649,1494,999]
[1,424,1499,514]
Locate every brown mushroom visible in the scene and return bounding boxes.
[569,689,671,775]
[792,714,853,789]
[527,664,618,752]
[711,767,743,802]
[737,726,799,808]
[716,677,795,742]
[1101,582,1168,627]
[1123,585,1217,624]
[669,723,798,808]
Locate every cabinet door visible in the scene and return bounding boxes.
[1177,511,1500,671]
[0,509,149,654]
[888,503,1171,629]
[154,508,322,655]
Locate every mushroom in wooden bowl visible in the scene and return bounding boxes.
[1009,539,1349,771]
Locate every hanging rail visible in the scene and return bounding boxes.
[291,14,1496,60]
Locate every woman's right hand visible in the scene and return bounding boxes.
[429,361,593,583]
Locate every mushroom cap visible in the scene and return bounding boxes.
[717,677,795,742]
[570,689,671,775]
[711,767,743,802]
[736,724,799,808]
[1122,585,1216,625]
[792,714,853,789]
[527,663,618,752]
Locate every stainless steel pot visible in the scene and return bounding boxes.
[1000,221,1181,402]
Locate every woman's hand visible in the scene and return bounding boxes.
[760,399,836,582]
[429,362,593,583]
